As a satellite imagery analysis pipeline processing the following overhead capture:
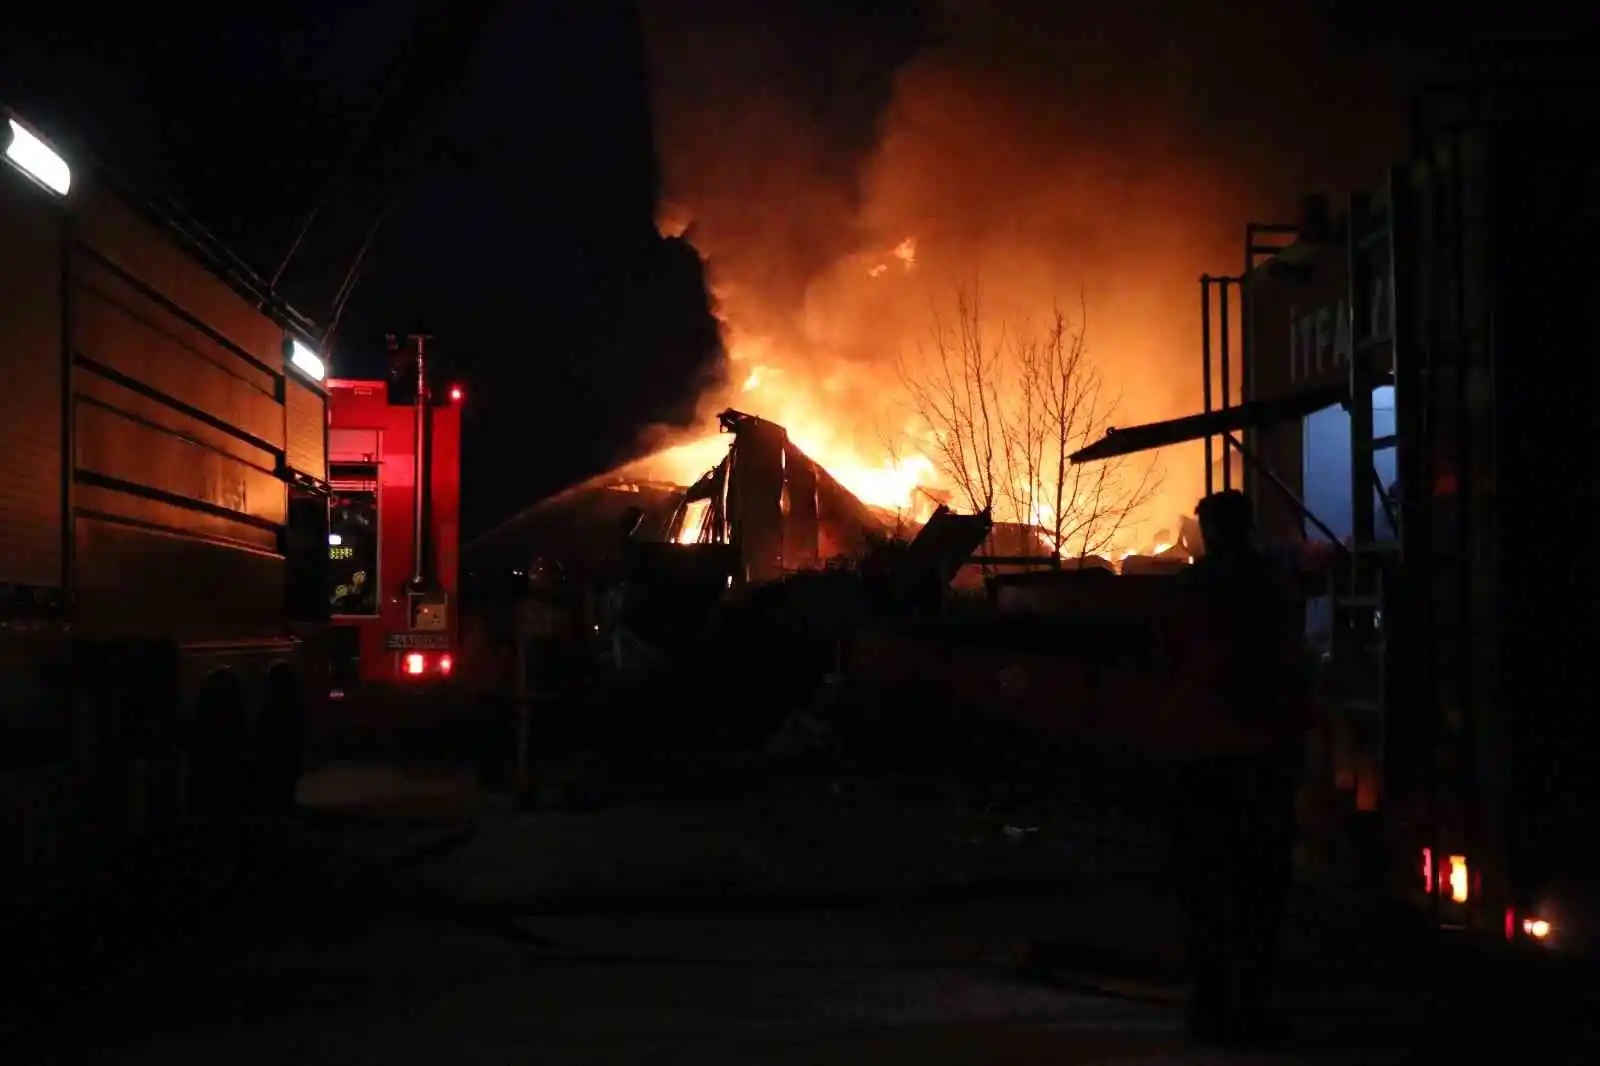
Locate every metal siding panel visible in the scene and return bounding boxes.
[71,268,284,449]
[74,481,279,554]
[285,377,326,479]
[75,399,287,528]
[73,184,283,374]
[1490,128,1600,886]
[0,175,66,589]
[73,516,284,642]
[75,367,276,471]
[330,428,380,461]
[380,408,418,614]
[431,404,462,607]
[1244,246,1354,543]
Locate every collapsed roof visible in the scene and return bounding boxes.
[464,477,683,576]
[666,409,886,583]
[464,409,887,583]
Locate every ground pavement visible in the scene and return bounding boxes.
[20,763,1576,1064]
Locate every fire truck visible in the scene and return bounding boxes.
[323,335,463,744]
[3,109,331,908]
[1067,85,1600,951]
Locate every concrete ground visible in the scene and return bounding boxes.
[17,762,1589,1065]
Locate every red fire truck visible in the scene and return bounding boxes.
[324,335,463,743]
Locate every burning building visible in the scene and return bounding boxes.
[665,409,886,583]
[466,408,887,587]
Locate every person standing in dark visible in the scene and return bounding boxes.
[1168,489,1311,1045]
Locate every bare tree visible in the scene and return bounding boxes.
[899,288,1161,561]
[898,289,1007,515]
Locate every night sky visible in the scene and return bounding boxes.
[3,1,713,538]
[2,2,1594,538]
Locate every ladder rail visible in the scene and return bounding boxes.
[1333,188,1395,834]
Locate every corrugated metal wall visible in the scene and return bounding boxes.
[1485,125,1600,887]
[68,179,298,641]
[285,375,327,479]
[0,171,65,591]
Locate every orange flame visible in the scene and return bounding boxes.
[621,232,1186,555]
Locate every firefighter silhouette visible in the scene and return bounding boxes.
[1169,490,1310,1045]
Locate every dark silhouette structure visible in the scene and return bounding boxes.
[1170,489,1309,1044]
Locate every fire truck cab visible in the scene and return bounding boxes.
[324,345,462,741]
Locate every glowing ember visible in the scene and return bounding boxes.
[892,236,917,269]
[676,498,711,544]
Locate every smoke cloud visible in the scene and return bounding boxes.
[637,0,1405,544]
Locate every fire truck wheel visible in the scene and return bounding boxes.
[258,667,306,816]
[191,671,248,824]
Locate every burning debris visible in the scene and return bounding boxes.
[662,409,885,583]
[467,410,888,584]
[868,236,918,279]
[471,393,1190,593]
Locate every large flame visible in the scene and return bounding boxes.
[627,1,1407,556]
[622,260,944,525]
[617,231,1175,555]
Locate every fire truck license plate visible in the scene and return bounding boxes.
[384,633,451,650]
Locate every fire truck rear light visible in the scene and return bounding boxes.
[1523,917,1552,940]
[404,653,426,675]
[438,654,453,675]
[1448,854,1469,903]
[449,386,462,401]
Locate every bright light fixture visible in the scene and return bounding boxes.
[288,338,325,381]
[328,533,343,546]
[5,118,72,197]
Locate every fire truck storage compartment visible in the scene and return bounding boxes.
[68,185,294,642]
[1466,123,1600,895]
[1236,116,1600,914]
[285,373,327,482]
[0,154,66,592]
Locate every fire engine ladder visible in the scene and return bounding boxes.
[1328,190,1400,872]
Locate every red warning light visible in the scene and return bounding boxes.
[404,653,426,675]
[449,386,462,402]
